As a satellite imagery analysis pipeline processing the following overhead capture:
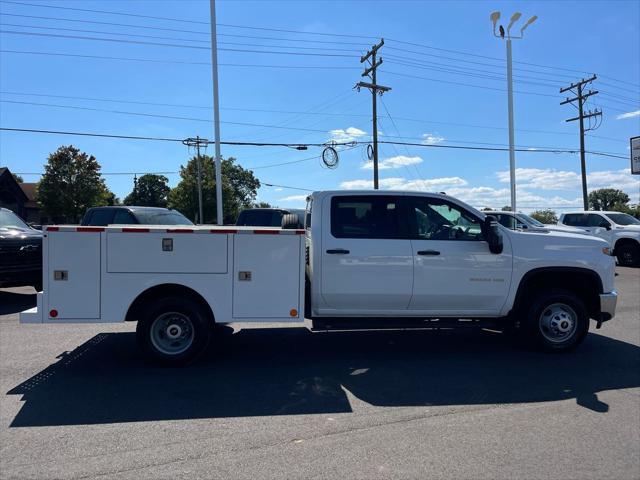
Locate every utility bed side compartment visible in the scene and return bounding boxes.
[106,232,228,273]
[47,232,101,319]
[232,233,303,319]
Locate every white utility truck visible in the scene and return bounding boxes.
[20,191,618,365]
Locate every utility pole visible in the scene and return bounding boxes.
[210,0,223,224]
[356,38,391,190]
[560,75,602,210]
[182,137,208,224]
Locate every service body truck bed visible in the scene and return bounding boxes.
[21,225,305,325]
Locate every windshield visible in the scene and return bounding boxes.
[516,213,545,227]
[133,210,194,225]
[606,213,640,225]
[0,209,31,230]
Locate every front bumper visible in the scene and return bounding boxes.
[597,291,618,326]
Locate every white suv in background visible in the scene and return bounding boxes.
[486,211,588,235]
[559,211,640,266]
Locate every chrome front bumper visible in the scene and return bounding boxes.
[598,291,618,325]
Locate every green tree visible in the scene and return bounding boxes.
[611,202,640,219]
[254,201,273,208]
[530,209,558,224]
[168,155,260,224]
[37,145,113,223]
[12,173,23,183]
[124,174,170,207]
[588,188,630,211]
[481,207,493,211]
[501,205,512,212]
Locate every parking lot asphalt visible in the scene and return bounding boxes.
[0,268,638,480]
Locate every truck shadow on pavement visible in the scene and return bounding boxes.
[7,327,640,426]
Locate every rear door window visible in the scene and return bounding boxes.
[563,214,588,227]
[112,210,137,224]
[331,196,404,239]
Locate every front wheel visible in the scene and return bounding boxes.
[520,290,589,352]
[616,242,640,267]
[136,296,212,366]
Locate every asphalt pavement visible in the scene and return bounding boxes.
[0,268,638,479]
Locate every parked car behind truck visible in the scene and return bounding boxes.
[82,206,193,226]
[0,208,42,291]
[21,190,617,365]
[559,211,640,266]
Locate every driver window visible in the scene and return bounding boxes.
[409,198,484,241]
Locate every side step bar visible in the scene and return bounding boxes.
[310,317,502,332]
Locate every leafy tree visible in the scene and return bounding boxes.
[530,209,558,224]
[37,145,113,223]
[588,188,630,211]
[254,201,273,208]
[481,207,493,211]
[124,174,170,207]
[168,155,260,224]
[12,173,23,183]
[611,202,640,219]
[501,205,512,212]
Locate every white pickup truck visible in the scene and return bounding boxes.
[20,190,618,365]
[558,211,640,267]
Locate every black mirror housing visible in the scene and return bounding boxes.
[484,216,504,254]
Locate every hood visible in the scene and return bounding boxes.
[613,224,640,233]
[508,227,608,245]
[0,227,43,240]
[543,224,590,235]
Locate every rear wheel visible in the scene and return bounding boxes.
[520,289,589,352]
[616,242,640,267]
[136,296,212,366]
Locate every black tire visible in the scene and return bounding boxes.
[136,296,212,366]
[616,242,640,267]
[519,289,589,352]
[281,213,302,229]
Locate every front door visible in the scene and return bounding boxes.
[406,196,512,316]
[320,195,413,312]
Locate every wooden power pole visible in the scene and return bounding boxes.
[560,75,602,210]
[356,39,391,190]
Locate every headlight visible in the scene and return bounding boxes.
[602,247,612,256]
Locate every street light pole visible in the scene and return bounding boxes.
[491,11,537,213]
[506,37,516,212]
[210,0,223,225]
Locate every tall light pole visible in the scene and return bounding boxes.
[210,0,223,224]
[491,11,537,212]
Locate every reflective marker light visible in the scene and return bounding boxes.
[290,309,298,317]
[49,309,58,318]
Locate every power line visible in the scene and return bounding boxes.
[0,30,359,57]
[1,127,627,159]
[0,49,360,69]
[382,70,558,98]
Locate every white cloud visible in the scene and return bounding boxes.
[616,110,640,120]
[340,176,467,191]
[422,133,445,145]
[328,127,367,143]
[497,168,640,195]
[274,187,283,191]
[279,194,308,203]
[361,155,423,170]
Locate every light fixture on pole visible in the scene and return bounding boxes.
[490,11,537,213]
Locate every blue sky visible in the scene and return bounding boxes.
[1,0,639,213]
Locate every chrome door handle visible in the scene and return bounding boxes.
[417,250,440,256]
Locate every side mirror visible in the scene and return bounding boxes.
[484,216,504,254]
[599,222,611,230]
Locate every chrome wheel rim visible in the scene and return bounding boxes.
[539,303,577,343]
[150,312,195,355]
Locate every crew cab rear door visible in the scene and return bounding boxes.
[320,194,413,311]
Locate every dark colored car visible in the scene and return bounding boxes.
[0,208,43,290]
[236,208,305,228]
[81,206,194,226]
